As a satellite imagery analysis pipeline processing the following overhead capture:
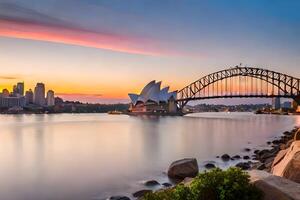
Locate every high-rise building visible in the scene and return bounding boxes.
[25,89,34,105]
[12,85,18,96]
[46,90,55,106]
[34,83,45,106]
[272,97,281,110]
[2,89,9,97]
[16,82,24,96]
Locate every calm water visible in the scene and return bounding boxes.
[0,113,299,200]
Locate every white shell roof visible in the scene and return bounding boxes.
[129,80,177,105]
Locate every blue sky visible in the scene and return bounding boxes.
[0,0,299,103]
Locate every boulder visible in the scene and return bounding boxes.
[243,155,250,160]
[249,170,300,200]
[204,163,216,169]
[221,154,230,161]
[272,141,300,183]
[283,131,292,136]
[236,162,251,170]
[283,152,300,183]
[162,182,172,187]
[232,155,241,159]
[183,177,194,186]
[294,129,300,141]
[144,180,160,186]
[272,149,288,168]
[257,163,266,170]
[132,189,152,198]
[109,196,131,200]
[167,158,199,179]
[279,144,286,150]
[244,148,251,152]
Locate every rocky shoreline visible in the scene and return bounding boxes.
[106,126,300,200]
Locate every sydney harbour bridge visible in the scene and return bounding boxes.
[176,66,300,109]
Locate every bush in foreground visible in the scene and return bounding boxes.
[144,167,263,200]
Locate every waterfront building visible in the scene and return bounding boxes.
[16,82,24,96]
[272,97,281,110]
[34,83,45,106]
[12,85,18,96]
[0,96,26,108]
[282,101,292,109]
[46,90,55,106]
[2,89,9,97]
[128,80,178,114]
[25,89,34,105]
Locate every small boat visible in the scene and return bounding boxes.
[107,110,123,115]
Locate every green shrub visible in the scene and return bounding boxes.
[143,167,263,200]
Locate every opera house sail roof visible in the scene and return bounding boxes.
[128,80,177,105]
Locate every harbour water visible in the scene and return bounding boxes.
[0,113,299,200]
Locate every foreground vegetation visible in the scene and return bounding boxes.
[144,168,263,200]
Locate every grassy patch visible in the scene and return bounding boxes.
[144,167,263,200]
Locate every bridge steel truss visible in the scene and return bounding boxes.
[177,66,300,108]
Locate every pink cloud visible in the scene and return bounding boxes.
[0,18,177,56]
[56,93,128,104]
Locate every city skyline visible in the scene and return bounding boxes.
[1,0,300,103]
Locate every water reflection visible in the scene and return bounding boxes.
[0,113,298,200]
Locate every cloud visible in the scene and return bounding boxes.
[0,75,19,80]
[56,92,129,103]
[0,2,179,56]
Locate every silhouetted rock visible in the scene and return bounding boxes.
[233,155,241,159]
[162,182,172,187]
[109,196,131,200]
[243,155,250,160]
[221,154,230,161]
[167,158,199,179]
[144,180,160,186]
[244,148,251,152]
[204,163,216,169]
[236,162,251,170]
[132,189,152,198]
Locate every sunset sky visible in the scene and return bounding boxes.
[0,0,300,103]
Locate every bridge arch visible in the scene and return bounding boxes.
[177,66,300,107]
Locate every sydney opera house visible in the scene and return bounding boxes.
[128,80,179,114]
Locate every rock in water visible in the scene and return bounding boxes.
[109,196,131,200]
[132,190,152,198]
[204,163,216,169]
[244,148,251,152]
[162,182,172,187]
[221,154,231,161]
[243,155,250,160]
[144,180,160,186]
[232,155,241,159]
[235,162,251,170]
[167,158,199,179]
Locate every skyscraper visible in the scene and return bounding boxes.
[25,89,34,105]
[34,83,45,106]
[46,90,55,106]
[272,97,281,110]
[16,82,24,96]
